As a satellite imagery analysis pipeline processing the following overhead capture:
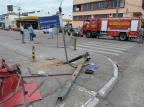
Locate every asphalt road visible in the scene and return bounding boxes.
[0,30,144,107]
[0,42,30,65]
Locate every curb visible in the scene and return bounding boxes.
[97,58,118,99]
[81,97,100,107]
[81,58,118,107]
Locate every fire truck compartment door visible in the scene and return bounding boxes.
[101,20,108,31]
[131,20,138,31]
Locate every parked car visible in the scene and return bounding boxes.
[73,28,82,37]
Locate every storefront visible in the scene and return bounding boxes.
[16,16,39,29]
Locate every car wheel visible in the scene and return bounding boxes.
[86,32,91,38]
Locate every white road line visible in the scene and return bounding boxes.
[78,43,130,51]
[78,43,128,51]
[78,45,123,53]
[87,40,135,46]
[81,42,134,50]
[86,41,135,48]
[78,47,119,56]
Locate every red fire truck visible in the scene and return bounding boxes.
[81,18,143,41]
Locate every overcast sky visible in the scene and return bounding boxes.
[0,0,73,18]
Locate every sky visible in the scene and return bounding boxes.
[0,0,73,18]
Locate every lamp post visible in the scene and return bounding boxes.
[13,5,21,26]
[18,7,21,25]
[59,0,69,64]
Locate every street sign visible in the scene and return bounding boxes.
[7,5,13,12]
[38,15,60,29]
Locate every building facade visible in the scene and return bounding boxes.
[0,15,5,28]
[73,0,144,27]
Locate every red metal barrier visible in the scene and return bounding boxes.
[0,59,42,107]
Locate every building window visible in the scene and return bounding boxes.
[113,13,123,17]
[83,15,91,19]
[106,0,113,8]
[73,15,92,21]
[73,5,82,12]
[95,14,108,18]
[73,0,125,12]
[73,16,83,21]
[112,0,118,8]
[73,13,123,21]
[83,3,91,11]
[119,0,125,8]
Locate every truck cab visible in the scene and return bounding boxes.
[81,19,98,38]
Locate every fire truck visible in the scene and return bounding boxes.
[81,18,143,41]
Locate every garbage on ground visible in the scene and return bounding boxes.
[84,63,98,74]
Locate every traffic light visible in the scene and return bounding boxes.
[7,5,13,11]
[37,10,40,13]
[28,11,35,14]
[22,13,28,16]
[59,7,62,13]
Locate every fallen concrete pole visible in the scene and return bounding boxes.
[63,52,90,64]
[57,53,90,103]
[22,73,73,78]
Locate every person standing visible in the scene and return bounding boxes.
[28,25,34,41]
[20,25,25,44]
[48,28,54,39]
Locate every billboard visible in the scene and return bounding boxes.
[7,5,13,12]
[38,15,60,29]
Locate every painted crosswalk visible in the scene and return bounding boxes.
[77,40,136,56]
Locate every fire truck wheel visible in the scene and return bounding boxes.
[86,32,91,38]
[119,33,128,41]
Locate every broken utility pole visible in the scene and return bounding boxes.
[57,52,90,103]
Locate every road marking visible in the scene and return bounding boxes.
[87,40,135,45]
[88,41,134,47]
[78,47,119,56]
[78,45,123,53]
[87,42,133,49]
[79,43,128,51]
[86,41,135,49]
[77,40,136,56]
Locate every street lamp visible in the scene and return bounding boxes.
[11,5,21,26]
[59,0,69,64]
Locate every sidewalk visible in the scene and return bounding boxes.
[0,30,115,107]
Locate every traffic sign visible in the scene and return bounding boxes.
[39,15,60,29]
